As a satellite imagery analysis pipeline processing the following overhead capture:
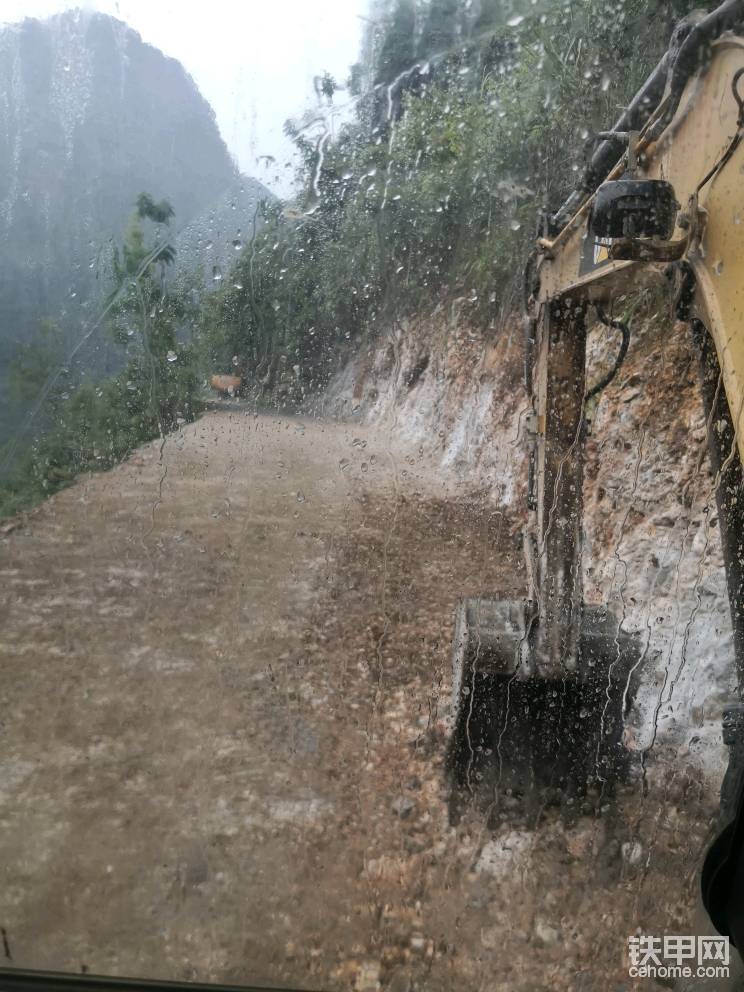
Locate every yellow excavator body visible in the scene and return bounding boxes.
[537,37,744,460]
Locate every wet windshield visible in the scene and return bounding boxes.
[1,1,742,990]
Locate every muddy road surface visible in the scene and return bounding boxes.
[0,410,725,991]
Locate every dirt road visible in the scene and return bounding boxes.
[0,410,725,991]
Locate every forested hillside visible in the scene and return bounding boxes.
[1,0,698,515]
[201,0,697,398]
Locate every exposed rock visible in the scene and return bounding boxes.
[392,795,416,819]
[355,960,381,992]
[621,841,643,866]
[409,934,426,953]
[534,918,561,946]
[474,831,531,877]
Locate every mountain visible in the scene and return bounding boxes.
[175,175,272,286]
[0,8,271,442]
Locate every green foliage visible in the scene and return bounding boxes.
[136,192,175,226]
[7,319,67,407]
[202,0,699,403]
[0,195,203,518]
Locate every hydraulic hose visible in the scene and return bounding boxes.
[584,306,631,402]
[552,0,744,232]
[647,0,744,143]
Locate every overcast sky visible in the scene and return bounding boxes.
[1,0,369,195]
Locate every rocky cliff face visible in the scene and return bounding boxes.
[325,306,734,789]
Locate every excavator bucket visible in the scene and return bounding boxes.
[446,597,641,822]
[444,286,647,821]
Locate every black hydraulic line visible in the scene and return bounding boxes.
[551,51,670,233]
[551,0,744,233]
[647,0,744,143]
[584,306,630,403]
[0,970,320,992]
[551,56,672,230]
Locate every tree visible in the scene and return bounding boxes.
[114,194,176,282]
[314,72,338,103]
[107,194,202,437]
[0,192,203,517]
[7,319,66,409]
